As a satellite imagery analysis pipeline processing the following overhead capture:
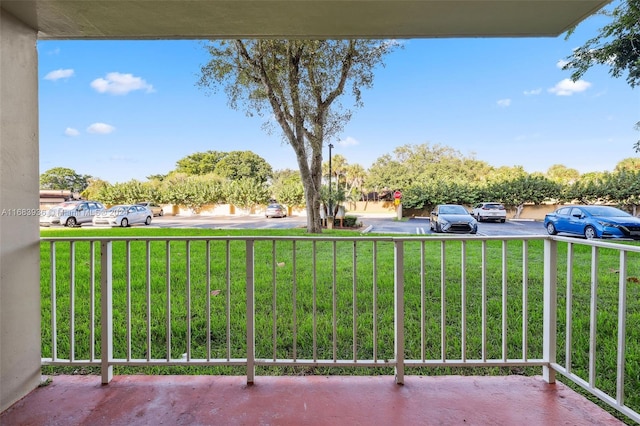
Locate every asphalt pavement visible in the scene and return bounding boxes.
[145,214,547,236]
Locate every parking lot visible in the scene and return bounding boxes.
[140,214,547,237]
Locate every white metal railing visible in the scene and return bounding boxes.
[39,235,640,423]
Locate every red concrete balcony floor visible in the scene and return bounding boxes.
[1,375,625,425]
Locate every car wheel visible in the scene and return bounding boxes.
[546,222,557,235]
[435,222,442,233]
[477,215,483,222]
[121,218,129,227]
[500,219,506,223]
[159,210,164,216]
[65,217,77,227]
[145,216,151,225]
[584,225,597,240]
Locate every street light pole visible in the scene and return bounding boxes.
[328,143,333,218]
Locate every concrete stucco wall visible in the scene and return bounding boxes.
[1,9,42,412]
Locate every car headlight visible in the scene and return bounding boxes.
[439,218,450,225]
[597,221,619,228]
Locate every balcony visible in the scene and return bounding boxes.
[2,234,639,424]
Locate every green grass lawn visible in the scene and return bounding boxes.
[39,227,640,419]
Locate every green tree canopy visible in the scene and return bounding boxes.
[225,178,270,211]
[161,173,224,212]
[146,173,168,182]
[365,143,492,191]
[614,157,640,171]
[40,167,91,193]
[81,178,111,201]
[488,174,561,218]
[605,169,640,214]
[214,150,273,183]
[564,0,640,88]
[94,179,155,205]
[175,150,227,175]
[270,169,305,208]
[198,39,399,233]
[546,164,580,185]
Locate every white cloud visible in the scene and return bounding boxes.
[44,69,75,81]
[64,127,80,137]
[90,72,154,95]
[497,99,511,107]
[548,78,591,96]
[338,136,360,146]
[523,88,542,96]
[556,59,569,69]
[87,123,115,134]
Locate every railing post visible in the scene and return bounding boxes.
[100,240,113,384]
[246,239,255,384]
[394,240,405,385]
[542,238,557,383]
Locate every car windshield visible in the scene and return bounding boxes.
[440,205,468,215]
[106,205,127,213]
[584,206,631,217]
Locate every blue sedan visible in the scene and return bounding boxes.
[544,205,640,240]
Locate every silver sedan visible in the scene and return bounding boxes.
[93,204,153,227]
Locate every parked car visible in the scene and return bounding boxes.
[137,202,164,217]
[430,204,478,234]
[544,205,640,240]
[93,204,153,227]
[471,202,507,223]
[265,203,287,218]
[39,200,105,227]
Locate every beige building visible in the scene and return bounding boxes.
[1,0,610,413]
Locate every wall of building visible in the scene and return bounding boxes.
[161,202,563,219]
[0,10,42,412]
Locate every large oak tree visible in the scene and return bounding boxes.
[197,40,398,233]
[40,167,91,193]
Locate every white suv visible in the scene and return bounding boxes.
[471,202,507,223]
[40,201,105,227]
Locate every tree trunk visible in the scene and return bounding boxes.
[515,204,524,219]
[303,182,322,233]
[292,142,323,233]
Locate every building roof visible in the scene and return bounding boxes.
[2,0,610,40]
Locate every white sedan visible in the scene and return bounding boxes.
[471,202,507,223]
[93,204,153,227]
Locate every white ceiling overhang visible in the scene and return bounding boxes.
[2,0,610,40]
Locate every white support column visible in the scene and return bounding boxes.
[0,10,41,412]
[542,239,558,383]
[100,241,113,384]
[246,240,255,384]
[394,240,405,385]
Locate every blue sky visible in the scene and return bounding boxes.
[38,10,638,184]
